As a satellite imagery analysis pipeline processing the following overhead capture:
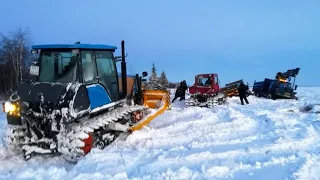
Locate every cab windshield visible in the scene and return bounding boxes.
[38,50,78,83]
[280,82,292,88]
[198,77,212,86]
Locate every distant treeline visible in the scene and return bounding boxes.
[143,62,182,90]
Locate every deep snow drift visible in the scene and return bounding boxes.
[0,87,320,180]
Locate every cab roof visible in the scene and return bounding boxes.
[196,73,218,77]
[31,44,117,50]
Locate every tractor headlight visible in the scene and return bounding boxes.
[2,101,20,116]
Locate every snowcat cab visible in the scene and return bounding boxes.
[189,74,220,94]
[2,41,170,161]
[186,73,227,107]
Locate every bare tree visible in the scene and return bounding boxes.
[0,27,32,91]
[0,27,31,89]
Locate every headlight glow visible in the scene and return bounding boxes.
[3,102,19,116]
[4,102,16,113]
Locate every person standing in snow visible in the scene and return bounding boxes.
[238,82,249,105]
[180,80,188,100]
[172,80,188,103]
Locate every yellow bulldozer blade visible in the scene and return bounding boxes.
[129,89,170,132]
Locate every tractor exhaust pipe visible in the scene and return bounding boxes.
[121,40,127,99]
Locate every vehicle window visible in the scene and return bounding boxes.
[198,77,211,86]
[198,77,204,86]
[81,51,97,83]
[39,51,77,83]
[282,82,291,88]
[95,51,119,101]
[39,53,55,82]
[214,76,218,85]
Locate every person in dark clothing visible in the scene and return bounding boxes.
[238,82,249,105]
[172,80,188,103]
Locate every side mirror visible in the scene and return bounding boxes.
[142,71,148,77]
[114,56,122,62]
[295,85,298,90]
[30,65,39,76]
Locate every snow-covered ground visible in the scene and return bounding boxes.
[0,87,320,179]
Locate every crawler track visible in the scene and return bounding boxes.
[6,104,150,161]
[185,93,227,108]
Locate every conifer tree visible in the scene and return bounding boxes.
[146,62,163,90]
[159,71,169,89]
[149,62,157,82]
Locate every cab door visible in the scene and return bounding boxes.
[213,75,220,92]
[94,50,120,102]
[81,50,120,105]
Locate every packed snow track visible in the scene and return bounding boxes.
[0,87,320,180]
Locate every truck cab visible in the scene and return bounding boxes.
[253,78,298,100]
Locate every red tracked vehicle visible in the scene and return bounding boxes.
[185,73,227,107]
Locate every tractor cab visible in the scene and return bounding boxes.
[2,41,137,123]
[189,73,220,95]
[30,43,122,102]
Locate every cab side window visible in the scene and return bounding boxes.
[81,51,97,84]
[214,75,218,85]
[95,51,119,101]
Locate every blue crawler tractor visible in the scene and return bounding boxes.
[2,41,170,161]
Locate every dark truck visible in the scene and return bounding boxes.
[252,68,300,100]
[220,79,252,97]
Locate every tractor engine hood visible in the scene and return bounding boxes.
[12,81,90,122]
